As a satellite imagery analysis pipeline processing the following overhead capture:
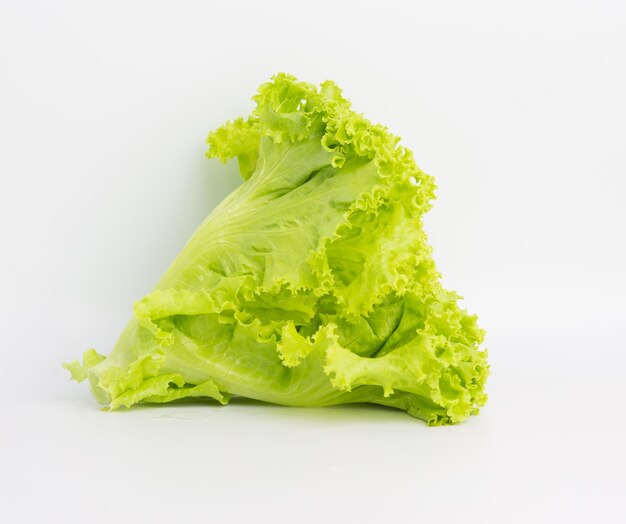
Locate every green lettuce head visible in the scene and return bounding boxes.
[65,73,489,425]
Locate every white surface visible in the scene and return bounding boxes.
[1,1,625,522]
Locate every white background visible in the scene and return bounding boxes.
[1,1,625,522]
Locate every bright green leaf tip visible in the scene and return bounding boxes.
[65,73,489,425]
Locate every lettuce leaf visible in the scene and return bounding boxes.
[65,73,489,425]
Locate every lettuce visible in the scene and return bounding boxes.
[65,73,489,425]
